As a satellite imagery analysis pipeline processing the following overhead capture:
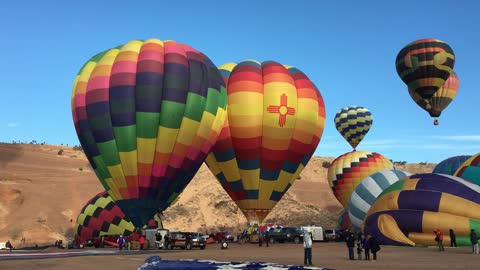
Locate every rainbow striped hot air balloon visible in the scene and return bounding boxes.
[71,39,227,227]
[205,60,326,224]
[455,153,480,186]
[363,174,480,247]
[327,151,394,209]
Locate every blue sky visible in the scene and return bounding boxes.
[1,0,479,163]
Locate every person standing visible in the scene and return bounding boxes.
[139,235,145,250]
[470,229,479,254]
[434,229,445,252]
[368,235,381,260]
[356,237,363,260]
[346,232,355,260]
[117,235,124,251]
[264,230,270,247]
[303,228,313,266]
[99,236,105,248]
[258,231,263,247]
[155,231,163,249]
[5,240,13,252]
[164,233,170,249]
[449,229,457,247]
[363,235,370,260]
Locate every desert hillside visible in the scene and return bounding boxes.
[0,143,435,246]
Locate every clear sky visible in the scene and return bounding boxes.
[1,0,479,163]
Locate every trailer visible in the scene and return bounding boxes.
[301,226,324,241]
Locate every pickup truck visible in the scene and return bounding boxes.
[269,227,304,244]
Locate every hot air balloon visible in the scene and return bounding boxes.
[71,39,227,227]
[454,153,480,186]
[75,192,136,243]
[396,38,455,99]
[338,209,352,231]
[348,169,411,232]
[334,106,373,150]
[408,71,459,125]
[363,174,480,247]
[433,155,471,175]
[205,60,326,224]
[327,151,394,209]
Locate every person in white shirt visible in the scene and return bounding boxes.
[303,228,313,266]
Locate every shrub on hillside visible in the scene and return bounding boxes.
[72,145,83,151]
[322,161,331,168]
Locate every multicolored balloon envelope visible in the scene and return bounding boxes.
[455,153,480,186]
[338,209,352,231]
[75,192,136,243]
[75,192,164,243]
[363,173,480,247]
[71,39,227,227]
[327,151,394,209]
[334,106,373,150]
[396,38,455,99]
[348,169,411,232]
[408,71,459,119]
[433,155,471,176]
[205,60,326,224]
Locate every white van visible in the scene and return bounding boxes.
[301,226,324,241]
[0,242,6,250]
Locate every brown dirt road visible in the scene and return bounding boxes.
[0,242,478,270]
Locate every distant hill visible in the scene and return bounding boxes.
[0,143,436,245]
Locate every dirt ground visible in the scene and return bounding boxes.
[1,242,478,270]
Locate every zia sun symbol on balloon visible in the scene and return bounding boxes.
[267,94,295,127]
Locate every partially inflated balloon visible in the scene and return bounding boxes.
[363,174,480,247]
[454,153,480,185]
[396,38,455,99]
[433,155,471,175]
[71,39,227,227]
[75,192,135,243]
[348,169,411,232]
[334,106,372,150]
[205,60,326,224]
[328,151,394,209]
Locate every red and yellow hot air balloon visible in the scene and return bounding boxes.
[327,151,394,209]
[408,71,459,125]
[205,60,326,224]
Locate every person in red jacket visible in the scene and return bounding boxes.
[139,235,145,250]
[434,229,445,252]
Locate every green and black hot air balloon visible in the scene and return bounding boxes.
[396,38,455,100]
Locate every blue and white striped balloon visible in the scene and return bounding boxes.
[348,169,411,232]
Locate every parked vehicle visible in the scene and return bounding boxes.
[185,232,206,249]
[324,229,342,242]
[166,231,192,250]
[213,231,235,243]
[301,226,324,241]
[269,227,304,244]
